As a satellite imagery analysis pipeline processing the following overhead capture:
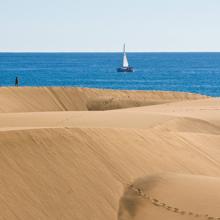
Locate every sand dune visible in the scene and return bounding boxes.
[0,111,175,131]
[0,87,206,112]
[1,128,220,220]
[125,97,220,126]
[119,173,220,220]
[153,117,220,134]
[0,87,220,220]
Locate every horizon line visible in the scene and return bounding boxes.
[1,51,220,53]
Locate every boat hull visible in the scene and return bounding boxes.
[117,67,134,72]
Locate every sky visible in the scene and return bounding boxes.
[0,0,220,52]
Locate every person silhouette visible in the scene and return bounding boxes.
[15,76,19,87]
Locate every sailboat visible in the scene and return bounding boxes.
[117,44,134,72]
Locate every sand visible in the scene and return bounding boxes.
[0,87,220,220]
[0,87,206,112]
[119,173,220,220]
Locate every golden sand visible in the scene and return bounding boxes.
[0,87,220,220]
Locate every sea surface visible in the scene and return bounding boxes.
[1,52,220,96]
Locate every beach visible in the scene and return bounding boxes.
[1,87,220,220]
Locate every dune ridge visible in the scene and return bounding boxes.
[0,87,220,220]
[152,117,220,134]
[0,87,206,112]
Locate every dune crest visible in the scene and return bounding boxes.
[0,87,206,112]
[153,117,220,134]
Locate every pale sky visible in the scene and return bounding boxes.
[0,0,220,52]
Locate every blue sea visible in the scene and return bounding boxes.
[1,52,220,97]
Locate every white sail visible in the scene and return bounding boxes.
[123,44,129,67]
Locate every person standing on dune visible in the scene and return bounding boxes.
[15,76,19,87]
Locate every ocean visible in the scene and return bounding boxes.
[0,52,220,96]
